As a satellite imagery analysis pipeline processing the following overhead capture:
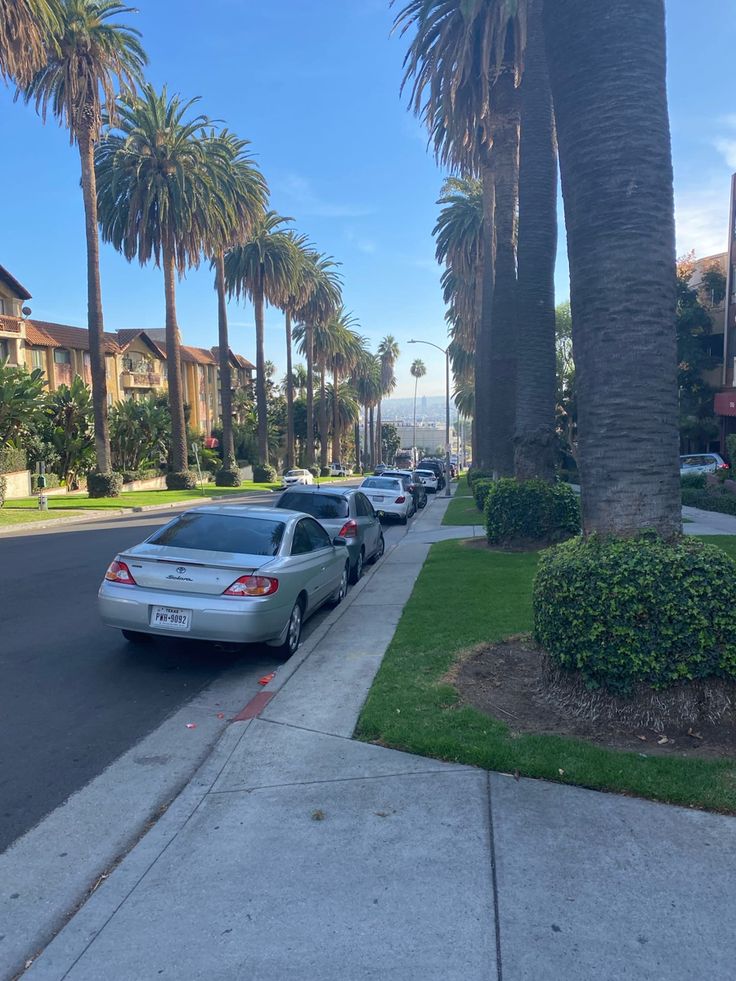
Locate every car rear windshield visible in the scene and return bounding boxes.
[148,512,286,555]
[362,477,401,490]
[415,470,435,478]
[279,492,349,519]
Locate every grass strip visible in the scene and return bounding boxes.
[0,508,89,526]
[356,536,736,813]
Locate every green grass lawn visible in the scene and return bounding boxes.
[442,474,483,526]
[3,484,282,511]
[0,508,89,526]
[356,535,736,813]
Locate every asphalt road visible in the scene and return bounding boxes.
[0,493,410,855]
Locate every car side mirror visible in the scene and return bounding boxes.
[333,536,348,547]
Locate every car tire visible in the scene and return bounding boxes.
[400,512,408,525]
[350,548,365,584]
[331,563,349,605]
[370,533,385,564]
[273,600,303,660]
[121,629,151,645]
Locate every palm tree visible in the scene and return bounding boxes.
[96,84,226,476]
[204,130,267,474]
[326,381,360,460]
[328,312,363,462]
[514,0,557,481]
[292,250,342,467]
[543,0,680,536]
[410,358,426,460]
[224,212,297,465]
[396,0,529,475]
[22,0,146,479]
[281,233,314,470]
[0,0,60,85]
[351,350,381,470]
[376,335,400,464]
[291,363,308,398]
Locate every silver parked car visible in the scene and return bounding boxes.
[98,506,351,658]
[277,486,384,583]
[679,453,728,476]
[359,475,415,524]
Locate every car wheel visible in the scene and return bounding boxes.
[121,629,151,645]
[350,548,364,584]
[331,563,349,605]
[274,601,303,660]
[400,512,408,525]
[370,533,385,563]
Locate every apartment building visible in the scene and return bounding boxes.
[0,264,254,434]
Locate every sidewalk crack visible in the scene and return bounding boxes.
[488,772,503,981]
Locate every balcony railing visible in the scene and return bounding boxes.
[0,314,22,334]
[121,371,162,388]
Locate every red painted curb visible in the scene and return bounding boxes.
[233,690,274,722]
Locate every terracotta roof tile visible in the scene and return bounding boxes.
[30,320,121,353]
[181,345,217,365]
[116,329,167,360]
[25,322,60,347]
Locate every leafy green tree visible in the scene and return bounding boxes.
[224,212,297,465]
[110,395,170,472]
[97,84,227,476]
[45,375,95,488]
[381,422,401,465]
[22,0,146,475]
[0,0,60,85]
[0,361,46,445]
[555,301,576,466]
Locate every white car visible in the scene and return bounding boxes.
[359,475,414,524]
[414,468,439,493]
[282,468,314,487]
[329,462,353,477]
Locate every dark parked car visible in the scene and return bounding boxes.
[277,486,384,583]
[418,458,446,490]
[373,463,388,476]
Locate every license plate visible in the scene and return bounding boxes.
[150,606,192,631]
[373,496,385,502]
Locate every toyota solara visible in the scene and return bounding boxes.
[98,506,351,658]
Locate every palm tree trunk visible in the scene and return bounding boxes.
[376,401,382,464]
[319,360,329,470]
[78,125,111,473]
[488,71,520,478]
[475,161,495,471]
[413,376,418,462]
[364,405,370,469]
[214,251,235,468]
[333,363,340,462]
[514,0,558,482]
[369,406,375,465]
[544,0,680,537]
[305,322,315,467]
[254,275,268,464]
[285,310,295,469]
[163,241,188,472]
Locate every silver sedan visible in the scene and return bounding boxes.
[98,506,351,658]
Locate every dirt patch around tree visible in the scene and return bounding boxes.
[451,636,736,759]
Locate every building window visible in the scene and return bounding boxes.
[0,298,6,315]
[54,349,71,364]
[31,349,45,370]
[0,338,8,361]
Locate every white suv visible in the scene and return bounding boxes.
[329,462,353,477]
[679,453,728,476]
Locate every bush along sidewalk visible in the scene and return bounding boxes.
[357,536,736,814]
[484,478,580,548]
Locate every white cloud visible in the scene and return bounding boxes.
[276,173,373,219]
[714,138,736,169]
[674,177,730,258]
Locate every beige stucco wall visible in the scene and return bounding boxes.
[4,470,32,498]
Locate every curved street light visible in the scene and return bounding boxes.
[407,339,452,497]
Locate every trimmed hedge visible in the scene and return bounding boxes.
[166,470,197,490]
[485,478,580,546]
[87,471,123,498]
[215,466,241,488]
[681,487,736,516]
[681,472,707,490]
[534,535,736,695]
[467,468,493,489]
[473,478,495,511]
[320,466,331,478]
[31,472,62,493]
[253,463,277,483]
[0,446,27,474]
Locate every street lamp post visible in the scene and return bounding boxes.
[408,339,452,497]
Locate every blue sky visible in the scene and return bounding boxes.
[0,0,734,398]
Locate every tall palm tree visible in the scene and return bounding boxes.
[330,317,364,462]
[410,358,426,459]
[96,84,226,476]
[205,130,267,474]
[543,0,680,536]
[224,212,297,465]
[514,0,557,481]
[0,0,60,85]
[351,350,381,470]
[281,232,314,470]
[326,381,360,459]
[396,0,526,474]
[22,0,146,478]
[292,250,342,467]
[376,335,399,464]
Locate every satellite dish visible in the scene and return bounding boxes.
[21,306,32,318]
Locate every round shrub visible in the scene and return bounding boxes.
[534,535,736,695]
[308,465,320,478]
[87,471,123,499]
[215,466,241,488]
[320,466,331,478]
[467,468,493,489]
[681,472,706,490]
[485,478,580,547]
[473,478,495,511]
[166,470,197,490]
[253,463,277,483]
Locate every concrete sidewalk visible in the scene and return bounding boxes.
[20,494,736,981]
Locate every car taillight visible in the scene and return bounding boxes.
[338,519,358,538]
[719,463,730,470]
[105,559,137,585]
[223,575,279,597]
[395,495,406,504]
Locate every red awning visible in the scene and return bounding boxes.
[714,392,736,417]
